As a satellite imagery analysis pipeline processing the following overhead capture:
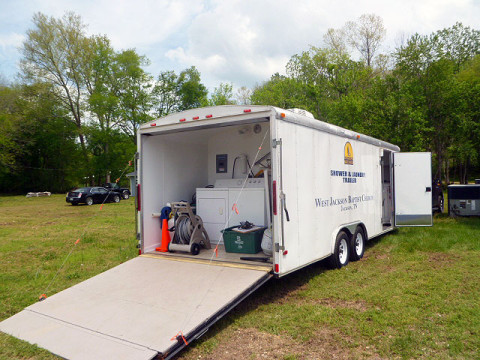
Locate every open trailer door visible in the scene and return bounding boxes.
[0,255,271,360]
[393,152,433,226]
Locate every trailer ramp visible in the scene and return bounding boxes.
[0,255,271,359]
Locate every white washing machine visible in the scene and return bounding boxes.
[197,185,265,244]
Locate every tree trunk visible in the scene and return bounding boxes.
[445,157,450,185]
[105,142,110,184]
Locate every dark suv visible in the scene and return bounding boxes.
[432,179,444,213]
[103,183,131,199]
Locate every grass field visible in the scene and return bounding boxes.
[0,195,479,359]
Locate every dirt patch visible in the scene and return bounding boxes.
[425,252,459,271]
[310,298,369,312]
[427,252,458,264]
[180,327,383,360]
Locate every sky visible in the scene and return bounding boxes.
[0,0,479,91]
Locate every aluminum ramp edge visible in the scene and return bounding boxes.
[0,310,158,360]
[163,271,272,359]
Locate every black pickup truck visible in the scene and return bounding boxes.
[103,183,131,199]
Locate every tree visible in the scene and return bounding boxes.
[251,73,308,112]
[176,66,208,110]
[235,86,252,105]
[20,12,91,164]
[0,85,25,173]
[394,24,480,182]
[81,36,152,182]
[0,83,82,193]
[345,14,386,67]
[209,83,236,105]
[433,22,480,71]
[452,55,480,182]
[112,49,154,142]
[152,67,209,117]
[152,70,180,117]
[323,28,348,55]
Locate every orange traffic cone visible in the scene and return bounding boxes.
[158,218,171,252]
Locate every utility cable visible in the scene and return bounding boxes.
[38,153,136,300]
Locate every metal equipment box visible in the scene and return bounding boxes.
[448,184,480,216]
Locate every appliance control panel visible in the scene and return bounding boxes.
[214,178,265,188]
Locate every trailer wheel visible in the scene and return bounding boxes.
[329,231,350,269]
[350,226,365,261]
[191,243,200,256]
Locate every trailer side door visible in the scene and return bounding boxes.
[393,152,432,226]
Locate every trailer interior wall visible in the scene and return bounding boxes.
[141,121,271,253]
[141,134,208,252]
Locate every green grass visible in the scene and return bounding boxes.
[0,195,138,359]
[0,195,479,359]
[181,213,480,359]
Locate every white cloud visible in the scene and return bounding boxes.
[80,0,205,50]
[163,0,480,89]
[163,0,333,88]
[0,33,25,49]
[0,0,479,87]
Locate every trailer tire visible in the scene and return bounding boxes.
[350,226,365,261]
[329,231,350,269]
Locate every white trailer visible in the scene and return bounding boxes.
[0,105,432,359]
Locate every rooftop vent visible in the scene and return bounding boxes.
[287,108,315,119]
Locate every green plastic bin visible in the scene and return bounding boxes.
[221,226,266,254]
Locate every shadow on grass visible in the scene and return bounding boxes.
[180,260,331,354]
[365,228,398,250]
[183,230,403,355]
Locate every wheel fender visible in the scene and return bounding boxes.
[329,221,365,254]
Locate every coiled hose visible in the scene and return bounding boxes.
[175,216,192,244]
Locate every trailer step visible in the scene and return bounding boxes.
[140,253,272,272]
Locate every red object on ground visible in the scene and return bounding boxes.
[158,219,171,252]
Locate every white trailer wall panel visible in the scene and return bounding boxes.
[275,120,385,274]
[141,135,208,252]
[206,123,270,184]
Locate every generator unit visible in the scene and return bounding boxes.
[448,184,480,217]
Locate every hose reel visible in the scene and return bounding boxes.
[168,202,211,255]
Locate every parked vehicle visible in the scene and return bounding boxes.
[448,184,480,216]
[432,179,444,213]
[2,106,433,360]
[103,182,131,199]
[66,187,121,205]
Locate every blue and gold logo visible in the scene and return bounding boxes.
[344,142,353,165]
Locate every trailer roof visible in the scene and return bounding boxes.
[139,105,400,152]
